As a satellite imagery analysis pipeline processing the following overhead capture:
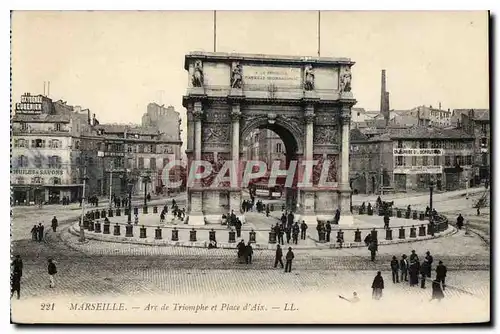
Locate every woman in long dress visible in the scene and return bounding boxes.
[372,271,384,300]
[409,261,419,286]
[430,280,445,302]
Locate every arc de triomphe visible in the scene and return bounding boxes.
[182,52,356,226]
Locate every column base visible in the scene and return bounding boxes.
[204,214,222,225]
[187,214,205,226]
[316,214,335,223]
[338,215,354,226]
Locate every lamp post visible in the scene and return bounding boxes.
[127,182,133,223]
[142,171,151,206]
[79,166,88,242]
[429,175,435,214]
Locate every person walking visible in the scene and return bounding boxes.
[285,247,294,273]
[371,271,384,300]
[390,256,400,283]
[292,223,299,245]
[245,242,253,264]
[409,260,419,287]
[285,225,291,244]
[425,251,434,278]
[456,213,464,230]
[325,221,332,242]
[47,259,57,288]
[368,239,378,261]
[435,260,447,291]
[38,223,45,242]
[11,255,23,299]
[420,259,430,289]
[51,216,58,232]
[400,254,409,282]
[30,224,38,241]
[277,225,284,245]
[300,221,307,240]
[274,245,284,269]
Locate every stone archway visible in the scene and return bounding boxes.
[182,52,356,226]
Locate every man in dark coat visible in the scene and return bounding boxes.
[383,214,390,230]
[277,225,284,245]
[265,205,270,217]
[409,260,419,287]
[456,214,464,230]
[300,221,308,240]
[48,259,57,288]
[368,240,378,261]
[292,223,300,245]
[325,221,332,242]
[235,217,242,238]
[51,216,58,232]
[285,225,292,244]
[364,233,372,246]
[11,255,23,299]
[400,254,409,282]
[281,213,287,226]
[237,240,246,263]
[425,251,434,278]
[334,209,340,224]
[390,256,400,283]
[31,225,38,241]
[38,223,44,242]
[371,271,384,300]
[287,211,294,228]
[285,247,294,273]
[435,260,447,290]
[409,250,419,263]
[274,245,284,268]
[245,242,253,264]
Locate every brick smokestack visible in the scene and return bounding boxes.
[380,69,390,127]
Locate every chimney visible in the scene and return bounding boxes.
[380,69,386,114]
[439,102,442,110]
[87,110,91,125]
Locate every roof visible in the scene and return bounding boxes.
[453,109,490,122]
[350,128,369,142]
[95,124,161,136]
[387,126,474,140]
[12,113,71,123]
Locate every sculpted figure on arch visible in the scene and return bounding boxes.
[340,67,352,93]
[192,60,204,87]
[231,62,243,89]
[304,65,315,91]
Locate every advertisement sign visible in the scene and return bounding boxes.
[11,169,64,176]
[393,166,443,174]
[393,148,443,156]
[15,94,44,114]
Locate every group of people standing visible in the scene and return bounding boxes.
[30,222,45,242]
[159,200,185,222]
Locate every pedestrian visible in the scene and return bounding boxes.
[274,244,284,268]
[390,256,400,283]
[47,259,57,288]
[383,214,390,230]
[38,223,45,242]
[285,225,291,244]
[334,209,340,224]
[285,247,294,273]
[425,251,433,278]
[435,260,447,291]
[245,242,253,264]
[409,249,419,263]
[292,223,299,245]
[265,205,270,217]
[456,213,464,230]
[300,220,307,240]
[400,254,409,282]
[237,239,246,264]
[368,239,377,261]
[11,255,23,300]
[371,271,384,300]
[235,217,242,238]
[51,216,58,232]
[160,210,165,223]
[31,224,38,241]
[278,225,284,245]
[430,279,445,302]
[325,221,332,242]
[420,259,429,289]
[409,260,419,287]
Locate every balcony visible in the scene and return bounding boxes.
[13,128,70,135]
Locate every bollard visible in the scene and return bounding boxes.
[419,213,425,221]
[124,208,130,216]
[88,220,94,232]
[95,210,101,219]
[268,230,277,244]
[229,230,236,243]
[101,210,107,218]
[412,211,417,220]
[94,221,102,233]
[140,226,147,239]
[385,228,393,240]
[370,228,378,241]
[405,211,410,219]
[125,224,133,237]
[368,207,373,216]
[116,208,121,217]
[418,224,426,236]
[410,225,417,238]
[209,229,216,242]
[397,210,402,218]
[156,227,163,240]
[134,207,139,215]
[103,221,110,234]
[189,228,197,242]
[249,230,256,244]
[354,228,362,242]
[143,206,148,214]
[83,219,89,230]
[108,209,114,217]
[113,223,121,236]
[153,206,158,214]
[171,227,178,241]
[319,230,326,243]
[398,226,405,239]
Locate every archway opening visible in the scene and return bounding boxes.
[241,123,299,211]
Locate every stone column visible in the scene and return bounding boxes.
[229,105,243,221]
[188,102,205,225]
[338,106,354,225]
[299,106,317,226]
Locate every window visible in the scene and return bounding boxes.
[127,158,134,169]
[16,177,24,184]
[55,123,61,131]
[128,145,133,153]
[163,158,169,167]
[34,156,42,168]
[480,137,487,148]
[444,156,451,166]
[115,157,123,168]
[411,156,417,166]
[138,157,144,169]
[21,123,28,131]
[88,157,93,165]
[433,156,441,166]
[17,155,28,167]
[31,177,42,184]
[276,143,283,153]
[419,141,427,149]
[150,145,155,153]
[49,156,62,168]
[34,139,45,148]
[150,158,156,170]
[422,156,428,166]
[52,177,61,185]
[481,124,488,134]
[138,144,144,153]
[397,140,403,148]
[49,140,60,149]
[410,141,418,149]
[75,141,79,149]
[396,156,404,166]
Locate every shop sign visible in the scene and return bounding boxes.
[393,166,443,174]
[11,169,64,176]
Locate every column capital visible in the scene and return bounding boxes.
[304,113,316,124]
[230,105,242,121]
[192,110,204,121]
[340,107,351,125]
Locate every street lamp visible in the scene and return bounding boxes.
[142,171,151,206]
[127,182,134,223]
[79,167,89,242]
[429,175,435,213]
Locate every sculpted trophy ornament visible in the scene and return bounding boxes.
[231,62,243,89]
[304,65,315,91]
[340,67,352,93]
[192,60,204,88]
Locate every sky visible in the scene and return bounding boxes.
[11,11,489,144]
